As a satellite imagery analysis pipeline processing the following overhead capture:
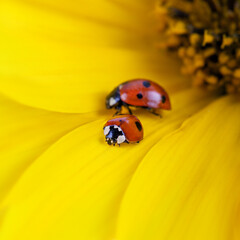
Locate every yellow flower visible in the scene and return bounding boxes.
[0,1,240,240]
[158,0,240,93]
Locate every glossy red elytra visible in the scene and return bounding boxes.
[103,114,143,146]
[105,79,171,116]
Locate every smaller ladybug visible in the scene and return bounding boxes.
[106,79,171,116]
[103,114,143,146]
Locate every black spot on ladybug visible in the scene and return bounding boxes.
[135,121,142,131]
[143,81,151,88]
[162,95,166,103]
[137,93,143,99]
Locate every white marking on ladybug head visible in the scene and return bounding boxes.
[113,125,123,132]
[103,126,110,136]
[117,134,126,144]
[109,97,117,106]
[119,84,123,90]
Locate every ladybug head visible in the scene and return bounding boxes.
[159,93,171,110]
[106,87,121,109]
[103,125,126,145]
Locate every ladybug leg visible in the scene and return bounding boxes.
[125,105,132,115]
[113,110,120,116]
[148,108,162,118]
[120,103,132,115]
[113,105,122,116]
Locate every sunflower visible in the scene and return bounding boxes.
[0,0,240,240]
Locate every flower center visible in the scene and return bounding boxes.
[157,0,240,94]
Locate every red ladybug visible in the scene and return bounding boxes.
[106,79,171,116]
[103,114,143,146]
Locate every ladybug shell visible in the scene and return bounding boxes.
[119,79,171,110]
[104,115,143,143]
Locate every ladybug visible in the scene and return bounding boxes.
[106,79,171,116]
[103,114,143,146]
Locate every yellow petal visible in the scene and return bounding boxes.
[0,0,188,113]
[0,87,216,240]
[116,95,240,240]
[0,2,235,240]
[0,94,98,202]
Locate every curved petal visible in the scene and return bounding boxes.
[116,95,240,240]
[0,94,98,202]
[0,0,189,113]
[0,87,216,240]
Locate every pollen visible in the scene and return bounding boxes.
[157,0,240,94]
